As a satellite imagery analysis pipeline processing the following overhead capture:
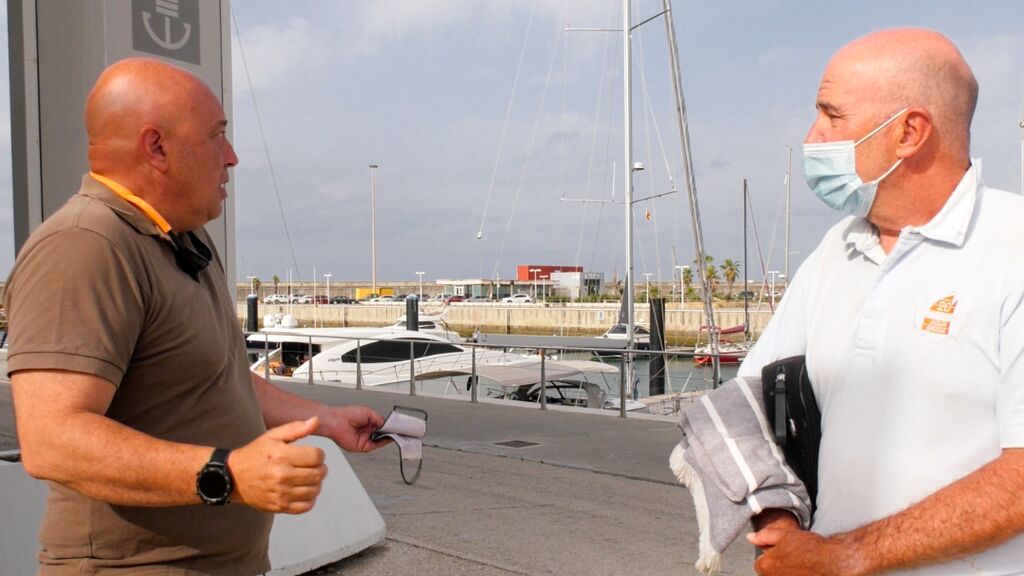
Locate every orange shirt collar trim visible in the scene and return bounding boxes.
[89,172,172,234]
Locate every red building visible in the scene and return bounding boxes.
[515,265,583,281]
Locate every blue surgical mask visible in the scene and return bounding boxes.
[802,108,908,217]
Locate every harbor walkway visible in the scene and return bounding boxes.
[0,378,755,575]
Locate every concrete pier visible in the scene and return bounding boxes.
[240,301,774,345]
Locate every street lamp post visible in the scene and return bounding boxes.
[675,265,689,307]
[246,275,256,296]
[415,271,425,300]
[323,273,332,301]
[642,272,653,303]
[529,268,541,299]
[768,270,780,307]
[369,164,379,295]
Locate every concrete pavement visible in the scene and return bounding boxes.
[0,379,756,575]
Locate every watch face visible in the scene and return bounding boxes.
[198,468,229,501]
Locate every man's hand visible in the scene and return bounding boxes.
[748,525,866,576]
[229,417,327,514]
[320,405,390,453]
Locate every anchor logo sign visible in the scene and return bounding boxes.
[143,0,191,50]
[132,0,200,65]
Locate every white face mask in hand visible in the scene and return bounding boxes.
[802,107,908,217]
[372,406,428,484]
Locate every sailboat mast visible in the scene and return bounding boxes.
[743,179,750,343]
[785,146,791,281]
[662,0,720,386]
[622,0,636,402]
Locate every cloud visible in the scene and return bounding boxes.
[231,17,327,92]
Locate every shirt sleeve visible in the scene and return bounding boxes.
[4,227,146,386]
[995,278,1024,447]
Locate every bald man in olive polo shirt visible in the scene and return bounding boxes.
[4,58,388,575]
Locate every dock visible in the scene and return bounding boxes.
[0,376,756,575]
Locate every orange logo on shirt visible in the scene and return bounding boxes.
[920,317,951,335]
[929,295,957,315]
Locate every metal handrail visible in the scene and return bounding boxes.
[245,330,728,418]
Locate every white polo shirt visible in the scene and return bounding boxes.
[740,161,1024,575]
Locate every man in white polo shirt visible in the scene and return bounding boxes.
[740,28,1024,575]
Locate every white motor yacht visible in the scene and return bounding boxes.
[251,328,645,412]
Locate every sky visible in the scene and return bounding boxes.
[0,1,1023,286]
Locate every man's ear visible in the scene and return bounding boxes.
[140,125,169,172]
[895,108,933,159]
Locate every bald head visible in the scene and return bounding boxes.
[826,28,977,156]
[84,58,237,231]
[85,58,219,172]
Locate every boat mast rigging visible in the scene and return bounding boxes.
[661,0,720,386]
[567,0,721,390]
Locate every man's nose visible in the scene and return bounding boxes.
[804,119,827,144]
[224,139,239,167]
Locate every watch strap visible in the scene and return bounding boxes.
[210,447,231,467]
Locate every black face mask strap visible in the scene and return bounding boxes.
[169,232,211,282]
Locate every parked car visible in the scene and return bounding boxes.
[330,296,358,305]
[501,293,533,304]
[443,295,465,304]
[311,295,329,305]
[733,290,756,300]
[263,294,288,304]
[466,296,493,302]
[289,294,306,304]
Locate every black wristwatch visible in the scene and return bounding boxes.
[196,447,233,506]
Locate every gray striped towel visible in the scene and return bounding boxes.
[669,376,812,575]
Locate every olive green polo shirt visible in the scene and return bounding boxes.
[5,175,272,575]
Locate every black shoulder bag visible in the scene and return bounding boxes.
[761,355,821,513]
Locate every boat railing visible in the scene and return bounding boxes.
[248,330,738,418]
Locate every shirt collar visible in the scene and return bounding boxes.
[80,173,172,237]
[845,159,981,254]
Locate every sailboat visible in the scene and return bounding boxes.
[585,0,721,386]
[692,178,756,366]
[596,297,651,357]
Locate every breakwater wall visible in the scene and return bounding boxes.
[237,302,774,345]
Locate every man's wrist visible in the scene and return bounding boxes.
[752,508,800,531]
[831,531,873,576]
[195,447,233,505]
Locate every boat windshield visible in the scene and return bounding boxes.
[391,320,440,330]
[341,339,461,363]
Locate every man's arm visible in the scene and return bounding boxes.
[749,448,1024,575]
[250,372,388,453]
[14,369,328,514]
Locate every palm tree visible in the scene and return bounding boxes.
[252,277,262,297]
[706,265,720,297]
[681,266,695,301]
[690,255,718,299]
[720,259,740,299]
[272,275,280,294]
